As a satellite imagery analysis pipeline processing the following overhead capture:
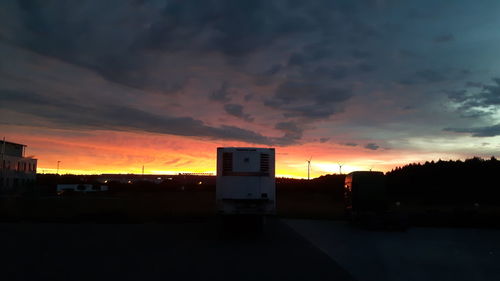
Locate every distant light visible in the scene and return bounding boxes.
[167,178,173,180]
[104,180,108,183]
[157,177,162,180]
[128,180,132,184]
[198,181,203,185]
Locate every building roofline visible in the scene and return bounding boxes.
[1,140,27,147]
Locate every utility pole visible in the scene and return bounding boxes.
[338,163,343,175]
[57,161,60,175]
[1,137,5,188]
[307,161,310,180]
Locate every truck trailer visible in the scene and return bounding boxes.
[216,147,276,216]
[344,171,387,216]
[344,171,408,229]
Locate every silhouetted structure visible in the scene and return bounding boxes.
[1,140,37,191]
[344,171,387,215]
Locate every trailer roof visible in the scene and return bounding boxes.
[217,147,274,150]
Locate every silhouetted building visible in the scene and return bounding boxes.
[1,140,37,190]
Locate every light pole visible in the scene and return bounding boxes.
[306,156,312,180]
[1,137,5,188]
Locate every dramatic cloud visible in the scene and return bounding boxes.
[0,89,274,144]
[444,124,500,137]
[266,80,352,119]
[164,158,181,165]
[364,143,380,150]
[223,103,254,122]
[210,82,231,102]
[433,33,455,43]
[2,0,500,174]
[342,143,358,147]
[447,78,500,118]
[415,69,447,83]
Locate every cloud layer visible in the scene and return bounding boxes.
[2,0,500,171]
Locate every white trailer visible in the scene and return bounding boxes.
[216,147,276,216]
[56,184,109,195]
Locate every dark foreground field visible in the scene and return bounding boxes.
[2,218,499,281]
[1,189,499,228]
[0,189,345,222]
[0,218,354,281]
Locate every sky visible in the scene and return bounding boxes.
[1,0,500,177]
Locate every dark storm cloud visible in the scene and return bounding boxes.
[288,53,307,67]
[223,103,254,122]
[0,89,279,145]
[11,0,164,91]
[477,78,500,105]
[4,0,500,152]
[350,49,372,59]
[397,49,421,59]
[265,80,352,119]
[448,78,500,117]
[275,121,303,135]
[210,82,231,102]
[342,142,358,147]
[300,42,334,62]
[444,78,500,136]
[433,33,454,43]
[444,124,500,137]
[364,143,380,150]
[264,64,283,76]
[356,63,376,73]
[243,93,254,102]
[274,121,303,144]
[137,0,319,56]
[415,69,447,83]
[407,8,437,20]
[465,81,484,88]
[309,66,349,80]
[11,0,317,90]
[6,0,387,94]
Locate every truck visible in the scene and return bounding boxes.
[344,171,387,218]
[345,171,408,229]
[216,147,276,218]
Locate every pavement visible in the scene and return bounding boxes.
[0,218,354,281]
[284,219,500,281]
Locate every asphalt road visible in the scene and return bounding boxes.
[0,218,354,281]
[285,219,500,281]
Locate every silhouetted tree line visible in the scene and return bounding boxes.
[277,175,346,202]
[386,157,500,204]
[34,158,499,205]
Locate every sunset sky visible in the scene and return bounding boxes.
[1,0,500,178]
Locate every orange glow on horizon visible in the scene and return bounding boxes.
[2,125,459,178]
